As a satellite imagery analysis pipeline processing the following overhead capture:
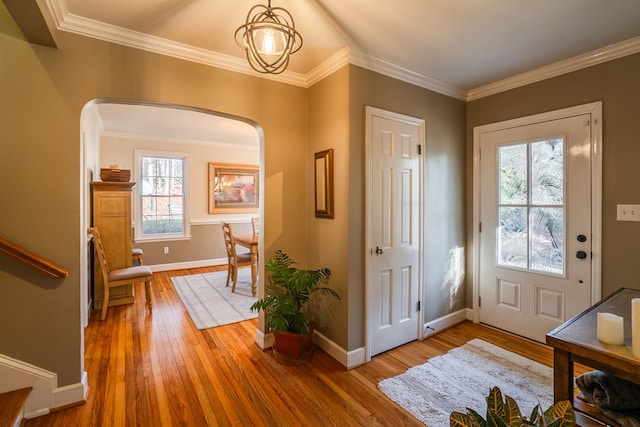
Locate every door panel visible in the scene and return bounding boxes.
[367,108,423,357]
[478,114,592,342]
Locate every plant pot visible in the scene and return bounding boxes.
[273,323,315,365]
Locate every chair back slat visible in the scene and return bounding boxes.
[221,222,239,264]
[251,217,259,237]
[89,227,110,286]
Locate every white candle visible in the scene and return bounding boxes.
[597,312,624,345]
[632,299,640,358]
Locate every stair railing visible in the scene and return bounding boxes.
[0,237,68,278]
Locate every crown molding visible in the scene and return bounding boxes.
[45,1,308,86]
[347,49,467,100]
[305,47,351,86]
[44,0,465,98]
[44,0,640,101]
[467,35,640,101]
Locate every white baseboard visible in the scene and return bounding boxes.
[423,308,472,338]
[0,354,87,419]
[254,328,273,350]
[149,258,227,272]
[252,328,365,370]
[251,308,474,369]
[313,330,366,369]
[48,371,88,413]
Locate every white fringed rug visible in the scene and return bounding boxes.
[378,338,554,426]
[171,268,257,330]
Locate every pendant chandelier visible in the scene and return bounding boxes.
[234,1,303,74]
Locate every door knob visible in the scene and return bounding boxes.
[576,250,588,260]
[375,246,384,255]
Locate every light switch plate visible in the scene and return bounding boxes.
[617,204,640,221]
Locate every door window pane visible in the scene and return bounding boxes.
[530,208,564,274]
[498,207,527,269]
[499,144,527,204]
[496,139,565,275]
[531,139,563,205]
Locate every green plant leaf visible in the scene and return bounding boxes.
[451,412,484,427]
[486,410,510,427]
[503,395,523,426]
[486,387,506,421]
[528,405,540,424]
[542,401,575,427]
[252,250,339,334]
[451,388,575,427]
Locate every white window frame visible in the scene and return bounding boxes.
[134,149,191,242]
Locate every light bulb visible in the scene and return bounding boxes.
[261,29,276,55]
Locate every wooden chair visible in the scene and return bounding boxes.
[251,217,260,237]
[132,247,144,265]
[89,227,153,320]
[221,222,252,293]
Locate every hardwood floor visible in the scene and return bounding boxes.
[24,266,583,426]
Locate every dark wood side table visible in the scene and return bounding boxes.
[546,288,640,425]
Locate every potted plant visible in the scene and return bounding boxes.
[450,386,575,427]
[250,250,340,364]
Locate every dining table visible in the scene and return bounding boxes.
[233,233,258,296]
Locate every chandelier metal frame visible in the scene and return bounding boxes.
[235,1,303,74]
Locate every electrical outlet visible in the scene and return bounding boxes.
[163,246,169,254]
[617,204,640,221]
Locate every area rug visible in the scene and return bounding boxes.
[171,268,257,330]
[378,338,553,426]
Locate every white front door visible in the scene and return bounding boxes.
[366,107,424,358]
[475,104,601,342]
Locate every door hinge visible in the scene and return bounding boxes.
[417,300,421,311]
[479,222,482,233]
[417,144,422,155]
[478,297,481,307]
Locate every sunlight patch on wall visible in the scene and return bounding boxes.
[443,246,465,310]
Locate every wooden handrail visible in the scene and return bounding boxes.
[0,237,68,278]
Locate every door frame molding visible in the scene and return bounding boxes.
[472,101,603,324]
[364,106,425,361]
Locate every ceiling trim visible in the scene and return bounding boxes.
[467,35,640,101]
[44,0,466,99]
[43,0,640,102]
[348,49,468,100]
[46,0,308,86]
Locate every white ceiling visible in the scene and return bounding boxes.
[48,0,640,141]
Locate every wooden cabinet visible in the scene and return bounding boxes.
[91,181,136,309]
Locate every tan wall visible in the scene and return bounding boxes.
[0,22,306,386]
[100,133,258,265]
[466,52,640,302]
[307,67,351,349]
[345,66,467,350]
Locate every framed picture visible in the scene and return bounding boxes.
[314,149,334,218]
[208,163,259,213]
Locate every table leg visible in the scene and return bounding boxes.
[250,248,257,296]
[553,348,574,404]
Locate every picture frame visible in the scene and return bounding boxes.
[208,163,259,213]
[314,149,334,218]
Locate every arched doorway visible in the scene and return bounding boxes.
[79,99,264,360]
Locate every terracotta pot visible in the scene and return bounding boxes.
[273,323,315,365]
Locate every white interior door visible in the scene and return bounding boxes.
[477,112,597,342]
[366,107,423,358]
